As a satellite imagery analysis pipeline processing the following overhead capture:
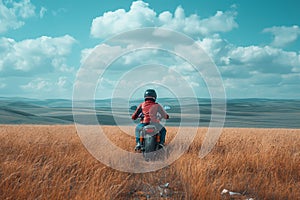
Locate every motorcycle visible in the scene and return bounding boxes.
[130,105,170,161]
[139,123,164,161]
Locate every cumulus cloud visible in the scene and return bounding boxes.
[91,1,156,38]
[80,44,123,66]
[85,1,300,98]
[21,77,51,90]
[159,7,238,36]
[263,25,300,47]
[196,34,300,76]
[193,33,300,98]
[228,45,300,74]
[80,42,216,99]
[11,0,35,18]
[197,35,233,65]
[21,76,72,98]
[84,25,300,99]
[0,35,76,76]
[0,0,36,33]
[223,71,300,98]
[90,0,238,38]
[101,65,199,99]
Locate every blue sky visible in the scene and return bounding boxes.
[0,0,300,99]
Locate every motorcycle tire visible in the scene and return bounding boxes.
[143,135,158,161]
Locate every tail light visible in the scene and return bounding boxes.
[145,128,155,133]
[156,135,160,143]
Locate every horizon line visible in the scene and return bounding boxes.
[1,96,300,101]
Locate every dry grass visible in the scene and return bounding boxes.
[0,125,299,199]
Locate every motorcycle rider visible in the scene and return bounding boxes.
[131,89,169,151]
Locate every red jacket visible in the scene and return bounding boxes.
[131,100,169,123]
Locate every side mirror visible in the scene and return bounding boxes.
[130,105,137,110]
[163,105,171,110]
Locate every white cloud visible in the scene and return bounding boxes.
[11,0,35,18]
[91,1,156,38]
[57,76,70,88]
[80,44,124,67]
[80,47,94,65]
[84,1,300,98]
[195,34,300,77]
[39,6,47,18]
[0,35,76,76]
[21,78,51,90]
[0,0,36,33]
[159,8,238,36]
[90,0,238,38]
[101,65,198,99]
[83,27,300,99]
[194,34,300,98]
[223,71,300,98]
[51,8,67,16]
[197,34,233,65]
[78,42,205,99]
[21,76,72,98]
[0,1,23,33]
[263,25,300,47]
[228,45,299,74]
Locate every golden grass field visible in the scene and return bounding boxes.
[0,125,299,199]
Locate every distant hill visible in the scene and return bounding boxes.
[0,97,299,128]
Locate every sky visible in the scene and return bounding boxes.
[0,0,300,99]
